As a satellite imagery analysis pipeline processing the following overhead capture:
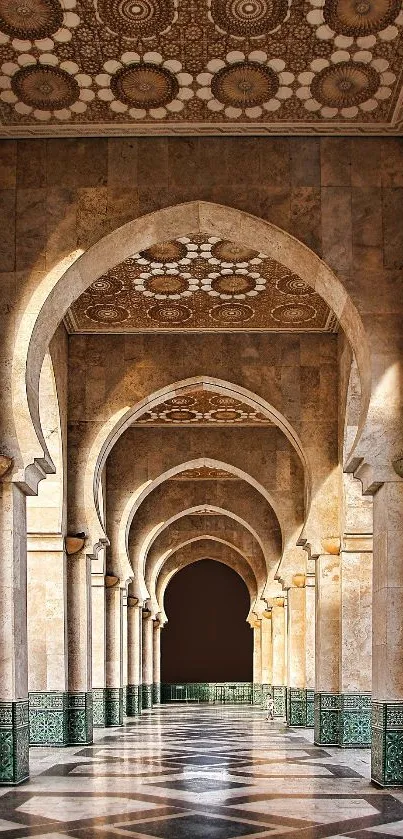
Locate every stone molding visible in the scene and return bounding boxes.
[342,534,373,553]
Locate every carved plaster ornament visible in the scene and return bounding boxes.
[0,454,13,478]
[105,574,119,587]
[321,536,341,555]
[65,532,86,554]
[292,573,306,587]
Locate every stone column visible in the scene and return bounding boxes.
[261,611,273,708]
[127,596,142,715]
[271,598,286,717]
[314,551,341,746]
[67,548,93,745]
[0,481,29,783]
[305,565,316,726]
[372,482,403,786]
[27,533,69,745]
[122,593,128,716]
[153,621,162,704]
[142,609,154,709]
[339,536,372,748]
[105,578,123,726]
[287,578,307,726]
[91,575,107,726]
[252,619,262,704]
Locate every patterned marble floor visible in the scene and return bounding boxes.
[1,705,403,839]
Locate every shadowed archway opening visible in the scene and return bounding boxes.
[161,559,253,683]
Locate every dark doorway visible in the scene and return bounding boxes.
[161,559,253,682]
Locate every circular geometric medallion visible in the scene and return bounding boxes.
[97,0,175,38]
[210,303,254,323]
[276,275,313,296]
[210,0,288,37]
[170,395,196,406]
[211,240,259,262]
[110,63,179,108]
[211,274,256,294]
[0,0,63,39]
[211,61,279,108]
[85,304,130,324]
[148,303,192,323]
[140,241,188,262]
[165,409,197,421]
[323,0,401,36]
[210,409,242,420]
[209,395,239,407]
[310,61,379,109]
[88,277,125,296]
[11,65,79,110]
[143,274,189,295]
[271,303,316,323]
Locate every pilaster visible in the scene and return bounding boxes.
[142,609,154,710]
[105,579,124,727]
[153,620,161,706]
[127,596,142,716]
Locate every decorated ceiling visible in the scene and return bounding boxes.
[66,234,337,332]
[135,389,273,425]
[0,0,402,135]
[171,466,240,480]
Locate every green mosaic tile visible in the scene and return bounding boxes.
[288,688,307,726]
[314,692,340,745]
[160,683,254,704]
[122,688,127,716]
[126,684,141,715]
[152,684,161,704]
[29,691,67,745]
[272,686,286,718]
[92,688,106,727]
[141,684,153,709]
[306,689,315,727]
[105,688,123,727]
[0,700,29,785]
[315,693,371,748]
[66,692,93,745]
[372,701,403,786]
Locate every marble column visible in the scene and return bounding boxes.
[339,537,372,748]
[91,576,107,726]
[105,581,123,726]
[314,552,341,746]
[127,597,142,715]
[287,580,307,726]
[67,549,93,744]
[372,482,403,786]
[0,482,29,783]
[271,599,286,717]
[153,621,162,705]
[27,534,69,745]
[305,566,316,726]
[261,612,273,708]
[253,619,262,704]
[122,594,128,716]
[142,609,154,709]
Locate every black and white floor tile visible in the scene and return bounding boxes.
[1,706,403,839]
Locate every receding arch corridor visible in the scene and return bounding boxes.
[2,706,402,839]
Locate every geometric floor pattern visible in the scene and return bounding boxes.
[2,706,403,839]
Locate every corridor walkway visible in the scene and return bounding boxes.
[0,706,402,839]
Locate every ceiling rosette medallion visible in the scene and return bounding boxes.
[0,0,79,49]
[307,0,403,44]
[96,51,193,118]
[197,50,294,118]
[95,0,178,39]
[208,0,291,38]
[296,51,395,117]
[136,390,273,425]
[0,56,93,119]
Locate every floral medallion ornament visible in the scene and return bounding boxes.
[147,303,192,323]
[88,277,125,296]
[307,0,402,43]
[211,240,259,262]
[133,268,199,299]
[197,51,294,118]
[276,275,314,295]
[296,51,395,117]
[96,52,193,118]
[208,0,290,38]
[202,267,266,299]
[96,0,177,39]
[271,303,316,323]
[140,241,188,262]
[1,56,94,119]
[210,302,254,323]
[85,303,130,324]
[0,0,63,39]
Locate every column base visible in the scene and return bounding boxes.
[105,688,123,727]
[314,693,371,747]
[152,684,161,705]
[29,691,68,745]
[122,687,127,716]
[93,688,106,727]
[142,684,153,710]
[126,685,141,716]
[306,689,315,727]
[372,701,403,786]
[272,686,286,718]
[67,692,93,744]
[0,700,29,785]
[286,689,315,727]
